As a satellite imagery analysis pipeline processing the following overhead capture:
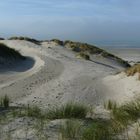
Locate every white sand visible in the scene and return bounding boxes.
[0,40,140,140]
[0,40,139,109]
[97,72,140,104]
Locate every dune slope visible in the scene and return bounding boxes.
[0,39,139,140]
[0,39,136,109]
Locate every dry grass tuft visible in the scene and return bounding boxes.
[125,64,140,80]
[76,52,90,60]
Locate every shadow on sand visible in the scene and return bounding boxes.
[90,60,116,69]
[0,56,35,73]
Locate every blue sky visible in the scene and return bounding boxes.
[0,0,140,46]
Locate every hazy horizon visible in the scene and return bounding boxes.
[0,0,140,47]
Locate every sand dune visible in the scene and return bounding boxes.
[0,40,139,109]
[0,40,44,90]
[97,72,140,104]
[0,39,140,140]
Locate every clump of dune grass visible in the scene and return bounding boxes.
[64,41,103,54]
[59,119,123,140]
[104,100,117,110]
[124,100,140,120]
[105,99,140,123]
[60,119,82,140]
[82,119,114,140]
[125,64,140,80]
[0,95,10,108]
[3,95,10,108]
[46,103,88,119]
[76,52,90,60]
[103,99,140,139]
[25,105,44,119]
[60,119,115,140]
[51,39,64,46]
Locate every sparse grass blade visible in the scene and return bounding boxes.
[104,100,117,110]
[82,120,113,140]
[60,119,82,140]
[0,95,10,108]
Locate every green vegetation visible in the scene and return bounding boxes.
[104,100,117,110]
[112,99,140,123]
[51,39,64,46]
[60,119,82,140]
[82,120,112,140]
[8,36,41,45]
[0,43,25,61]
[0,95,10,108]
[103,99,140,139]
[0,95,139,140]
[46,102,88,119]
[64,40,102,54]
[26,105,43,118]
[76,52,90,60]
[64,40,130,67]
[58,99,140,140]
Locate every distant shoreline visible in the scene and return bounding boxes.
[100,46,140,49]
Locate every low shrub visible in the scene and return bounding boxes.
[51,39,64,46]
[106,99,140,126]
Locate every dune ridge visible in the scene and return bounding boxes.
[4,36,131,67]
[0,38,139,139]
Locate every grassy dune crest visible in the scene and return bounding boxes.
[8,36,41,45]
[6,37,131,67]
[64,40,130,67]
